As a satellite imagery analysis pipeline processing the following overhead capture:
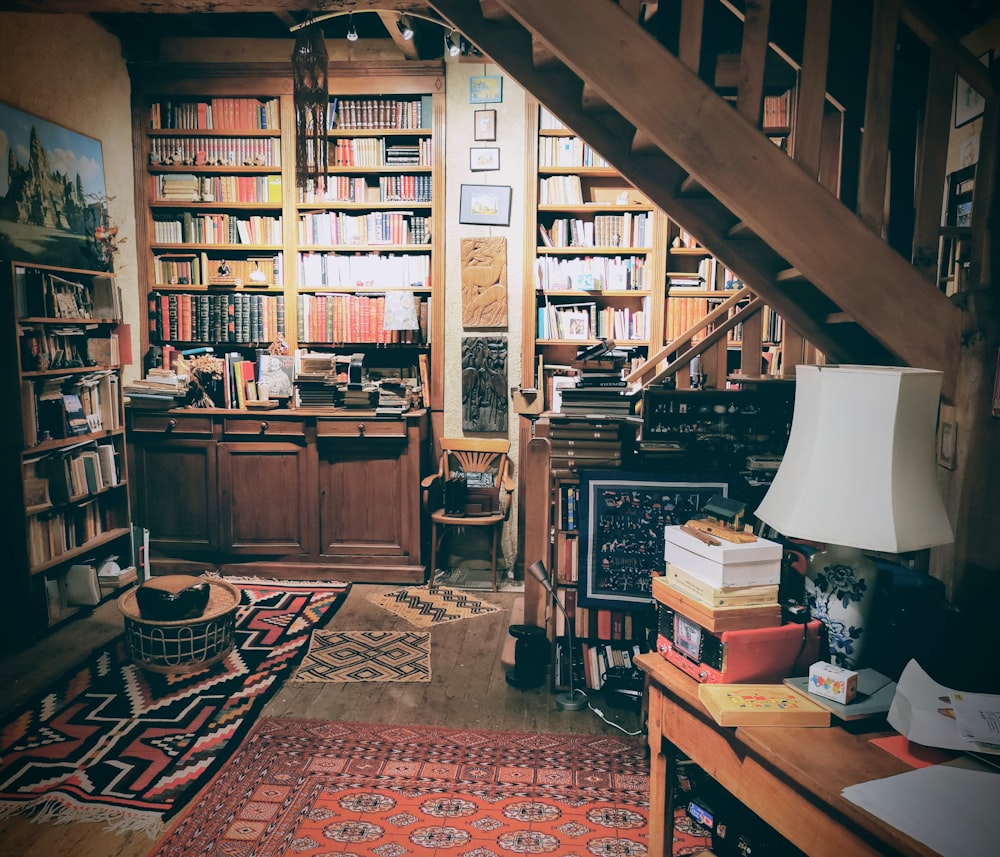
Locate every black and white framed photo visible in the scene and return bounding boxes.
[469,75,503,104]
[459,184,511,226]
[577,471,731,610]
[470,147,500,171]
[474,108,496,141]
[954,50,992,128]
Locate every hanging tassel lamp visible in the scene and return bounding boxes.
[292,23,329,193]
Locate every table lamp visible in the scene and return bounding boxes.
[527,561,588,711]
[755,365,953,669]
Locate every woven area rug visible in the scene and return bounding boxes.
[290,630,431,683]
[0,578,349,837]
[368,585,501,627]
[149,718,711,856]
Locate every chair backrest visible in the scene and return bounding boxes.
[438,437,510,484]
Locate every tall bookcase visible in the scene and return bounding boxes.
[522,103,669,388]
[3,261,132,643]
[129,61,445,411]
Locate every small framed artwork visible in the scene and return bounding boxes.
[470,75,503,104]
[459,184,512,226]
[470,146,500,171]
[954,50,992,128]
[474,108,496,141]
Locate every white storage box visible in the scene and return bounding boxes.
[663,526,782,588]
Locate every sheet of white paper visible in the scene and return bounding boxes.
[842,764,1000,857]
[950,691,1000,749]
[888,660,1000,755]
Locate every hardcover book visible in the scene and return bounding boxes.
[698,683,831,727]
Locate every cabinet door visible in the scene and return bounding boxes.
[315,420,424,580]
[217,441,313,555]
[130,438,218,553]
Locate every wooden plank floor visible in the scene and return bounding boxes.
[0,583,644,857]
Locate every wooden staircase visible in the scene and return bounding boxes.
[428,0,997,402]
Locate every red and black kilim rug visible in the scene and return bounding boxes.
[0,578,349,837]
[150,719,713,856]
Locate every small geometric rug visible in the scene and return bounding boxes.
[290,630,431,683]
[368,585,501,627]
[148,719,717,857]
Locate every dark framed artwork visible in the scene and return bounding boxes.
[577,471,731,610]
[461,335,508,432]
[459,184,511,226]
[0,101,108,269]
[954,50,992,128]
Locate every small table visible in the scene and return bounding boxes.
[635,652,937,856]
[118,575,241,673]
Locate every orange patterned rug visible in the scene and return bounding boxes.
[148,718,712,856]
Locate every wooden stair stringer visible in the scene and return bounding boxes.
[431,0,960,395]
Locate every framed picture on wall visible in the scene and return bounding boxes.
[459,184,511,226]
[474,109,496,141]
[954,50,992,128]
[577,471,731,609]
[470,147,500,171]
[470,75,503,104]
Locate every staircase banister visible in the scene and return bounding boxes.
[627,293,765,389]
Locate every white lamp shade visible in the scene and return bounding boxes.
[756,365,954,553]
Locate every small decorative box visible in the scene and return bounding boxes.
[808,661,859,704]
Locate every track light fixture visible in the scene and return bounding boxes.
[445,29,461,57]
[397,14,415,40]
[346,13,359,42]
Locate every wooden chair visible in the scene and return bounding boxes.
[421,438,514,592]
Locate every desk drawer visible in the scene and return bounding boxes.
[130,414,214,437]
[223,417,305,438]
[317,419,406,439]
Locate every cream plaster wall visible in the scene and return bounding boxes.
[0,13,141,382]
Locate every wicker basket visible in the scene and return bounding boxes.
[118,576,242,673]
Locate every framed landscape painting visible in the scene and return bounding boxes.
[577,471,731,610]
[0,101,108,269]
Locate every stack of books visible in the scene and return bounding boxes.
[548,417,624,477]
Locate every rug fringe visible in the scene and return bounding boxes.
[203,571,351,588]
[0,796,164,839]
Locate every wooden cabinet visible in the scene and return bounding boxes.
[129,61,445,412]
[127,408,427,582]
[4,261,133,642]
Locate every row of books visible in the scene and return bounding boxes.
[154,253,282,287]
[297,211,429,247]
[533,254,649,292]
[538,136,608,168]
[539,174,584,205]
[297,174,432,204]
[152,213,283,246]
[330,96,431,130]
[148,137,281,168]
[550,416,626,475]
[538,300,650,342]
[298,251,431,289]
[149,291,285,345]
[22,372,120,447]
[149,97,280,130]
[27,495,125,570]
[151,173,283,204]
[296,293,429,345]
[330,137,433,167]
[539,212,652,249]
[25,439,121,509]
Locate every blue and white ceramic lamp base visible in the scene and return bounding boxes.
[803,544,876,670]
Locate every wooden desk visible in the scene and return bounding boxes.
[635,653,937,856]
